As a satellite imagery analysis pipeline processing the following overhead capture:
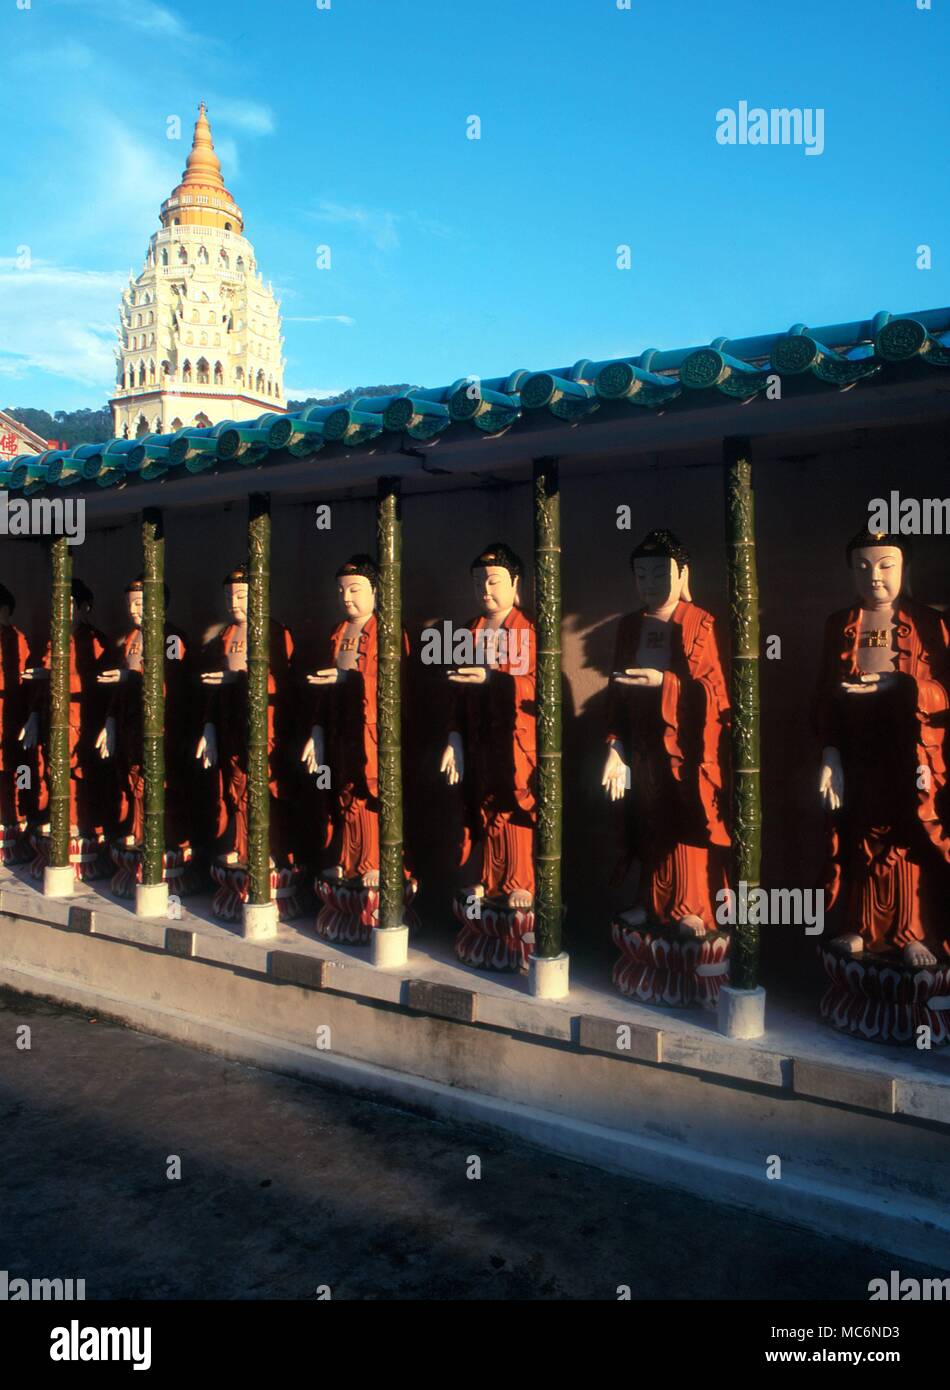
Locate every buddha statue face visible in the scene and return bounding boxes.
[633,556,687,614]
[127,589,144,628]
[226,582,248,625]
[337,573,375,621]
[473,564,518,617]
[851,545,903,610]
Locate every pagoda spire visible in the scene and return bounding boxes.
[159,101,244,233]
[181,102,225,191]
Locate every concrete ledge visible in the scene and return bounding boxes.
[794,1059,897,1116]
[269,950,328,991]
[1,886,76,926]
[407,979,478,1024]
[68,906,96,934]
[1,875,948,1123]
[578,1014,663,1063]
[89,913,167,951]
[322,958,404,1006]
[165,927,196,959]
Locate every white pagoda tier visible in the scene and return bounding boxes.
[111,102,286,439]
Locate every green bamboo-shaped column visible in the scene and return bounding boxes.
[247,493,271,905]
[376,477,404,932]
[533,456,562,957]
[724,435,761,989]
[141,508,166,886]
[48,536,73,867]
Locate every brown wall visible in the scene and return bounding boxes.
[3,420,947,997]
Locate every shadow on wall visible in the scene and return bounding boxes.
[3,425,948,1000]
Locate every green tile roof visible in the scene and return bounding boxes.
[4,307,948,496]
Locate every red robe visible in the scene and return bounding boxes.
[453,607,537,899]
[606,601,730,927]
[0,623,30,825]
[109,624,193,846]
[34,622,113,836]
[813,599,950,957]
[202,619,296,864]
[311,613,410,879]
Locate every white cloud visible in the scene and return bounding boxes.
[311,202,400,252]
[285,315,355,326]
[69,114,181,248]
[309,201,455,253]
[213,136,240,179]
[207,99,276,137]
[54,0,193,40]
[285,386,348,400]
[13,40,95,73]
[0,264,126,388]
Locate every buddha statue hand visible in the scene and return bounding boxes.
[19,711,39,750]
[440,731,464,785]
[840,672,898,696]
[196,722,218,770]
[614,667,663,688]
[448,666,488,684]
[819,746,844,811]
[95,717,116,761]
[97,668,127,685]
[602,741,631,801]
[301,725,325,776]
[307,668,343,686]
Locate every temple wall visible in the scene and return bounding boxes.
[2,421,946,996]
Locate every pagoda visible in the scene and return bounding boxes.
[110,103,285,439]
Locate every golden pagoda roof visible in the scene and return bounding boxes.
[160,103,244,234]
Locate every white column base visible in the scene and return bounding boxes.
[135,881,169,918]
[528,951,570,999]
[372,924,409,968]
[43,865,74,898]
[717,984,766,1039]
[242,900,279,941]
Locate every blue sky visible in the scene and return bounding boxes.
[1,0,947,413]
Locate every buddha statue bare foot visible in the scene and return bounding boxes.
[903,941,938,969]
[362,869,380,888]
[831,932,864,956]
[322,865,343,882]
[507,888,533,910]
[676,914,707,941]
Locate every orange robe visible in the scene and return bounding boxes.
[814,600,950,958]
[203,619,296,864]
[606,601,730,927]
[454,607,536,899]
[311,614,410,879]
[0,623,30,825]
[110,624,193,846]
[34,623,114,836]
